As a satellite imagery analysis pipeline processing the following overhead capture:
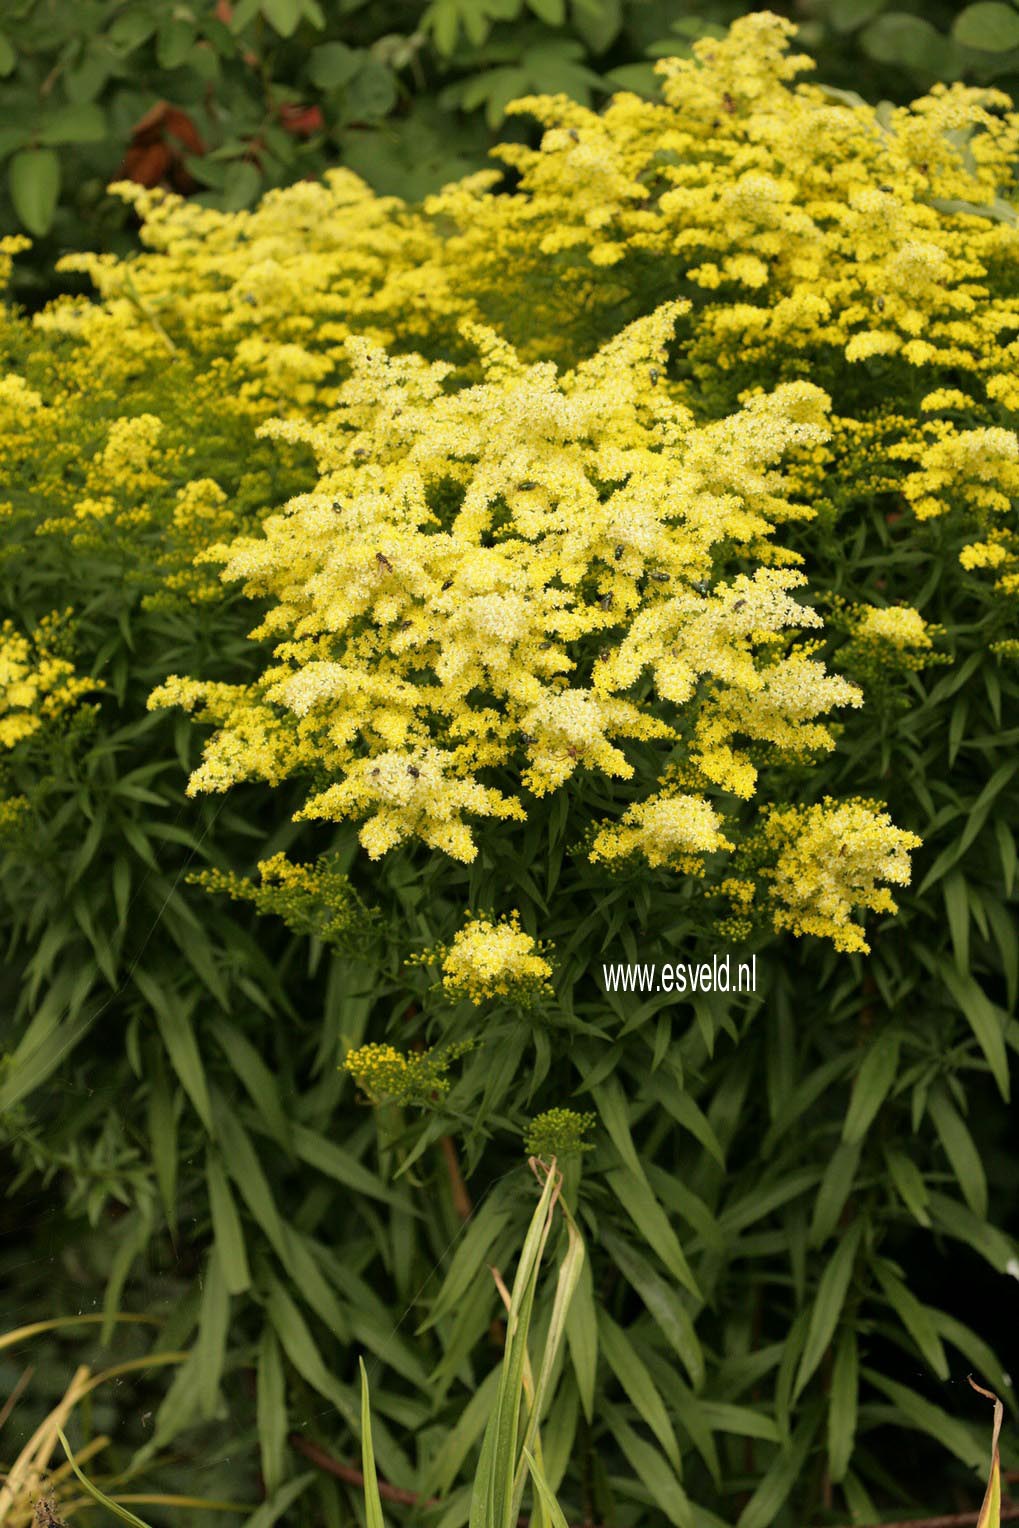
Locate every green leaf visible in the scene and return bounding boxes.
[290,1123,398,1204]
[843,1029,900,1145]
[422,1366,501,1497]
[598,1311,681,1471]
[101,1208,152,1346]
[939,961,1010,1101]
[262,0,302,35]
[359,1359,386,1528]
[828,0,884,31]
[794,1220,864,1400]
[221,160,262,211]
[605,62,660,96]
[827,1328,858,1483]
[860,12,951,71]
[524,1447,571,1528]
[470,1163,559,1528]
[309,41,362,88]
[606,1167,701,1299]
[345,60,397,120]
[257,1327,287,1499]
[593,1076,644,1176]
[136,971,213,1132]
[215,1097,287,1255]
[206,1150,251,1294]
[572,0,621,52]
[9,148,60,236]
[244,1475,316,1528]
[528,0,566,21]
[564,1247,598,1420]
[195,1246,230,1419]
[603,1230,704,1390]
[422,1189,513,1331]
[944,870,970,973]
[809,1140,861,1245]
[0,34,15,75]
[645,1072,726,1166]
[157,17,196,67]
[602,1406,694,1528]
[39,101,106,144]
[267,1277,358,1432]
[148,1068,178,1232]
[873,1260,949,1379]
[884,1146,931,1227]
[213,1018,291,1150]
[58,1431,157,1528]
[737,1409,819,1528]
[953,2,1019,50]
[864,1369,986,1468]
[928,1086,987,1217]
[928,1190,1016,1272]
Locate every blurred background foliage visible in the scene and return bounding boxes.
[9,0,1019,305]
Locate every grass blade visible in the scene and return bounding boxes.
[360,1358,387,1528]
[57,1429,156,1528]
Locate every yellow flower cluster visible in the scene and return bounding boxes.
[56,169,454,409]
[151,315,865,869]
[759,799,922,953]
[590,787,732,873]
[429,912,554,1006]
[524,1108,596,1159]
[0,616,98,750]
[844,603,942,680]
[343,1041,467,1107]
[189,850,372,948]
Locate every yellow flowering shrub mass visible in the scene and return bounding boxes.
[16,9,1019,957]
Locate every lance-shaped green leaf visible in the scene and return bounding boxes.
[842,1028,900,1144]
[793,1219,864,1400]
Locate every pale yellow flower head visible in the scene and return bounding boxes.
[437,912,553,1006]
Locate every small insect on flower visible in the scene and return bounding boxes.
[375,552,393,573]
[599,593,613,610]
[519,481,537,490]
[407,765,420,778]
[614,545,624,560]
[649,571,670,582]
[733,599,747,610]
[649,367,661,385]
[722,92,736,112]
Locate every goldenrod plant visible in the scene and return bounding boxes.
[1,13,1018,1523]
